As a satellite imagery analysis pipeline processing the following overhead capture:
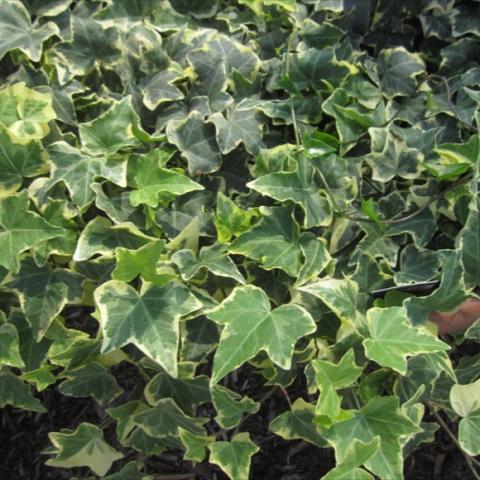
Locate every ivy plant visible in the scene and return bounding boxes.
[1,0,480,478]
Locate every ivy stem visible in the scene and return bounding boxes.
[429,405,480,480]
[278,385,293,409]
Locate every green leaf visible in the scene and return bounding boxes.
[133,398,206,439]
[206,285,316,384]
[209,433,259,480]
[394,245,439,284]
[269,398,326,447]
[172,243,245,284]
[166,111,222,176]
[247,155,332,228]
[363,307,449,375]
[79,97,143,156]
[450,379,480,456]
[20,365,56,391]
[55,15,121,75]
[0,0,58,61]
[404,250,469,325]
[366,126,422,182]
[324,396,420,480]
[297,278,359,325]
[103,462,153,480]
[143,69,185,110]
[0,190,64,273]
[0,367,46,412]
[107,400,149,443]
[214,192,256,243]
[211,385,259,429]
[7,256,84,340]
[179,428,215,462]
[322,438,380,480]
[46,141,127,209]
[94,280,202,377]
[129,153,204,208]
[287,48,351,91]
[210,102,264,155]
[73,217,156,262]
[144,372,211,415]
[9,311,51,371]
[229,206,303,277]
[377,47,426,97]
[112,240,173,285]
[459,195,480,289]
[0,82,56,144]
[46,423,123,476]
[0,125,47,196]
[238,0,296,15]
[58,362,123,405]
[312,349,363,423]
[0,323,25,368]
[296,233,332,286]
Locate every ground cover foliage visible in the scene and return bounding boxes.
[1,0,480,478]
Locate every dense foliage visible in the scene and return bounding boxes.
[1,0,480,478]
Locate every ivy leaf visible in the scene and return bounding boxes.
[363,307,449,375]
[0,323,25,368]
[0,83,56,143]
[144,372,211,416]
[172,243,245,284]
[0,125,47,196]
[133,398,206,439]
[312,349,363,423]
[229,206,303,277]
[143,69,185,111]
[324,396,420,480]
[79,97,143,156]
[73,217,156,262]
[210,102,264,155]
[209,433,259,480]
[179,428,215,462]
[112,241,172,285]
[322,438,380,480]
[0,190,64,273]
[0,0,58,62]
[94,280,202,377]
[103,462,153,480]
[248,155,332,228]
[6,256,84,340]
[377,47,426,97]
[46,423,123,476]
[366,126,422,182]
[129,153,204,208]
[394,245,439,284]
[0,367,46,412]
[166,111,222,176]
[206,285,316,384]
[298,278,359,325]
[450,379,480,456]
[459,195,480,289]
[211,385,259,429]
[46,141,127,209]
[58,362,123,405]
[55,16,121,75]
[404,250,469,325]
[214,192,256,243]
[269,398,326,447]
[20,365,56,392]
[296,233,332,286]
[287,48,350,90]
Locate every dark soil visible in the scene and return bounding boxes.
[1,358,478,480]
